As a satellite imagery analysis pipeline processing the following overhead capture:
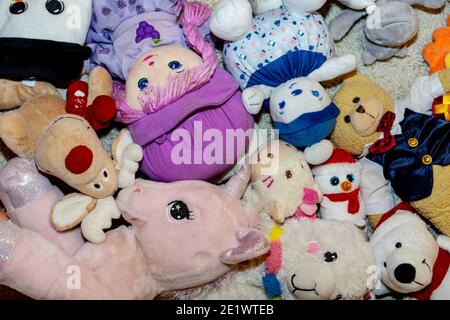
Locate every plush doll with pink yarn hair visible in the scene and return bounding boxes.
[113,1,254,182]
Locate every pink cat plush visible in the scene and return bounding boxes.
[0,166,268,299]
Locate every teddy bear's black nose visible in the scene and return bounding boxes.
[356,105,366,114]
[394,263,416,284]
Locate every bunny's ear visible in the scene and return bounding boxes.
[308,54,357,82]
[398,0,445,9]
[329,9,367,41]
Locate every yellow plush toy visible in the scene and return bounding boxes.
[330,70,450,236]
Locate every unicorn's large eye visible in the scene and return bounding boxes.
[138,78,149,91]
[10,1,28,14]
[168,61,185,73]
[46,0,65,14]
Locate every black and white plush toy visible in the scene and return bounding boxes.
[0,0,92,87]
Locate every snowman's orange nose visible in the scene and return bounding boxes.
[341,181,352,192]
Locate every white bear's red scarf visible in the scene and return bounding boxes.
[375,203,450,300]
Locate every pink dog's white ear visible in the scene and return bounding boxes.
[220,230,269,265]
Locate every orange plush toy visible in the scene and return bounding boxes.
[423,15,450,121]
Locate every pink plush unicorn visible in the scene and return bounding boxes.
[0,160,268,299]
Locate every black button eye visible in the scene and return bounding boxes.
[344,115,351,123]
[46,0,65,14]
[267,153,274,159]
[395,242,402,248]
[10,1,28,14]
[330,176,340,186]
[324,251,338,262]
[353,97,360,104]
[347,174,355,183]
[334,294,343,300]
[94,183,101,189]
[168,201,192,221]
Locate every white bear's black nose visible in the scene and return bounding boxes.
[394,263,416,284]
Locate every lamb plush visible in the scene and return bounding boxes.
[0,169,269,300]
[244,140,323,223]
[329,0,446,65]
[0,0,93,88]
[370,203,450,300]
[185,218,377,300]
[113,1,254,182]
[329,70,450,236]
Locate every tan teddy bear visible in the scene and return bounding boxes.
[330,70,450,236]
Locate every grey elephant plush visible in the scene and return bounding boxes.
[329,0,446,65]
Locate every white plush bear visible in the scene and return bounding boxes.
[370,203,450,300]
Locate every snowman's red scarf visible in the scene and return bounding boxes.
[374,202,450,300]
[324,188,360,214]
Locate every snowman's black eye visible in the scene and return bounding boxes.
[10,1,28,14]
[347,174,355,183]
[46,0,65,15]
[330,176,340,186]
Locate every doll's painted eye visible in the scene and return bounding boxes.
[347,174,355,183]
[324,251,338,263]
[138,78,149,91]
[291,89,303,96]
[168,61,185,73]
[168,201,193,221]
[330,176,340,186]
[46,0,65,15]
[10,1,28,14]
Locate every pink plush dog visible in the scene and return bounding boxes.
[0,164,268,299]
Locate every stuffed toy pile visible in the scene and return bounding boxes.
[0,0,449,300]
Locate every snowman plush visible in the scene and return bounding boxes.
[312,148,367,229]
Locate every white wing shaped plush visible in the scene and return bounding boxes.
[51,193,97,231]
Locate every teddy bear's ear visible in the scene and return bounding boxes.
[342,73,373,85]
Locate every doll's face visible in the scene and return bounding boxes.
[126,45,203,110]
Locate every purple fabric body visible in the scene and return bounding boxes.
[128,69,254,182]
[85,0,211,80]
